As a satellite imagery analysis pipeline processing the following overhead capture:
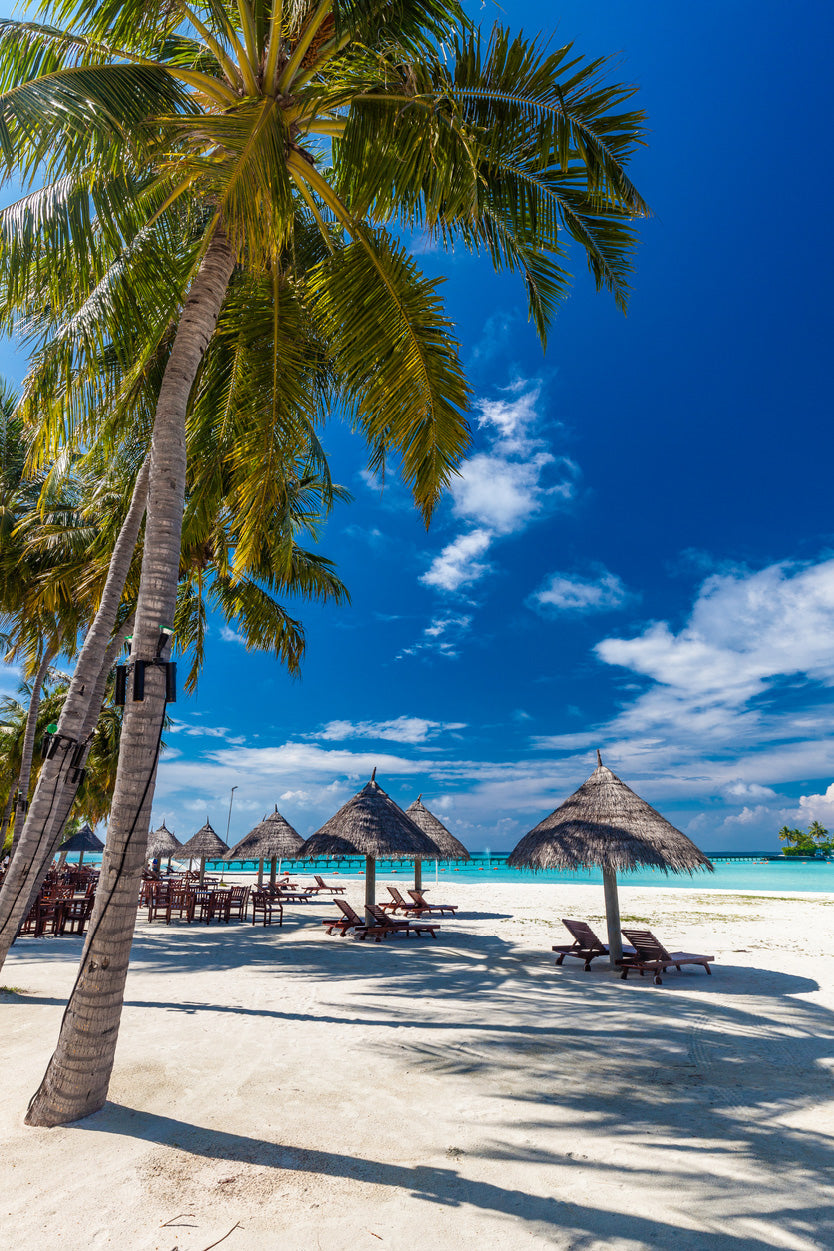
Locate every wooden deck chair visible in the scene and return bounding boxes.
[366,903,439,941]
[382,886,418,913]
[312,874,346,895]
[323,898,368,936]
[620,929,715,985]
[407,889,457,915]
[552,919,613,971]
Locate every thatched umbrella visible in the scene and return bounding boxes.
[508,752,713,963]
[225,806,303,886]
[147,820,182,873]
[405,795,470,889]
[297,771,440,921]
[58,822,104,867]
[179,819,228,884]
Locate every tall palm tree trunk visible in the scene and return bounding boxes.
[0,458,149,970]
[9,647,55,861]
[26,230,236,1127]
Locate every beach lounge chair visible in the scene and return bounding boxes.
[275,884,316,903]
[406,889,457,915]
[312,874,347,895]
[552,919,614,971]
[366,903,439,941]
[323,899,369,936]
[619,928,715,985]
[381,886,420,914]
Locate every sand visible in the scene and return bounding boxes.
[1,878,833,1251]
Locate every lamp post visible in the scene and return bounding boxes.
[225,786,238,868]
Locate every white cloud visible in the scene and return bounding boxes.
[596,558,834,732]
[531,567,630,614]
[315,716,466,745]
[418,380,577,599]
[220,625,246,645]
[420,530,492,592]
[397,614,472,660]
[450,451,572,534]
[795,784,834,826]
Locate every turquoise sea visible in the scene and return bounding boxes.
[69,851,834,893]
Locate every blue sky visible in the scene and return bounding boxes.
[3,1,834,852]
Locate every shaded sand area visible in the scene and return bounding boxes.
[2,881,833,1250]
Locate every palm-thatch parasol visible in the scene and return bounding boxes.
[147,820,181,873]
[405,795,470,889]
[225,806,303,886]
[297,771,440,921]
[508,751,713,963]
[179,818,228,884]
[58,822,105,867]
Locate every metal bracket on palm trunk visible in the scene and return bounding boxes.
[114,659,177,705]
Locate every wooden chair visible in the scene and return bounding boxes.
[406,889,457,915]
[251,889,283,926]
[620,929,715,986]
[226,885,250,921]
[553,919,618,972]
[59,895,95,936]
[147,882,194,924]
[366,903,439,941]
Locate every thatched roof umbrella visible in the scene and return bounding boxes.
[179,819,227,884]
[225,806,303,886]
[147,821,181,873]
[406,796,470,888]
[508,752,713,963]
[298,771,440,921]
[59,822,105,867]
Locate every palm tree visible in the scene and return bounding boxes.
[0,0,648,1126]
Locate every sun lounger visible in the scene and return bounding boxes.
[406,889,457,915]
[275,885,316,903]
[311,875,346,895]
[323,899,369,936]
[552,919,617,971]
[366,903,439,941]
[619,928,715,985]
[381,886,420,914]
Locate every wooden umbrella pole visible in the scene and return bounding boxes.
[199,855,205,885]
[414,858,422,891]
[602,865,623,965]
[257,857,263,887]
[365,855,376,923]
[269,856,277,887]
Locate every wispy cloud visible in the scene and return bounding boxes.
[530,566,631,615]
[220,625,246,645]
[397,613,472,660]
[420,530,492,592]
[419,380,578,597]
[314,716,466,745]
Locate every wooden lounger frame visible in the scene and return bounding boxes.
[620,928,714,985]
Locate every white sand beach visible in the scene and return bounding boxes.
[2,880,833,1251]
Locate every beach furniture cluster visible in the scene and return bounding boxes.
[552,918,714,985]
[322,898,440,941]
[13,866,99,938]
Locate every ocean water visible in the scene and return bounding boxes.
[68,851,834,893]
